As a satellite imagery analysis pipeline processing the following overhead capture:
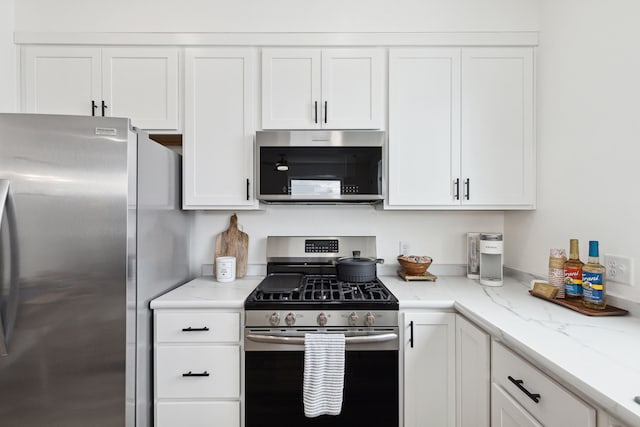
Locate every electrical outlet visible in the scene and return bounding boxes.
[399,241,410,256]
[603,254,634,286]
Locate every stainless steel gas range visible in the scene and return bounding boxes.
[244,236,399,426]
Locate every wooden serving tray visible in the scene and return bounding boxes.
[398,270,438,282]
[528,290,628,316]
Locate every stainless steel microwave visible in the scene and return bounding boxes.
[256,130,385,204]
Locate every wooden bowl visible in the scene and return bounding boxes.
[397,255,433,276]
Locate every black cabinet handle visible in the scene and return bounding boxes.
[464,178,470,200]
[101,100,108,116]
[246,178,250,201]
[409,320,414,348]
[91,100,97,116]
[182,371,210,377]
[508,375,541,403]
[181,326,209,332]
[324,101,328,124]
[314,101,318,124]
[454,178,460,200]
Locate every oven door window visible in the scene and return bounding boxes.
[245,350,398,426]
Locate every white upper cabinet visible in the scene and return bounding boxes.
[387,47,535,209]
[461,48,535,207]
[22,46,180,131]
[101,48,179,130]
[261,48,384,129]
[23,46,101,117]
[183,47,257,209]
[261,49,321,129]
[389,48,461,206]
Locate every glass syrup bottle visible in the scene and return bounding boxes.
[582,241,606,309]
[564,239,584,299]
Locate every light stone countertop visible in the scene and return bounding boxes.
[151,274,640,426]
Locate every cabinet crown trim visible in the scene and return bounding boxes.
[15,31,539,46]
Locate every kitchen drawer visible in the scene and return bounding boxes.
[156,345,240,399]
[491,382,543,427]
[492,341,595,427]
[155,311,240,343]
[156,401,240,427]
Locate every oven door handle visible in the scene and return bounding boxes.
[245,333,398,345]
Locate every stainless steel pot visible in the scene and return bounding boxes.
[334,251,384,283]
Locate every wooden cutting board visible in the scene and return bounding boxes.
[214,214,248,278]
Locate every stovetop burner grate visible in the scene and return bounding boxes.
[247,274,396,308]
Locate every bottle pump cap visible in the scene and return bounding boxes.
[588,241,599,258]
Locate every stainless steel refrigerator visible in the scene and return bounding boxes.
[0,113,192,426]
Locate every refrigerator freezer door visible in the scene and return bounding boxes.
[0,114,130,427]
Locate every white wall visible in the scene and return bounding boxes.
[193,207,503,270]
[14,0,538,33]
[505,0,640,301]
[0,0,16,112]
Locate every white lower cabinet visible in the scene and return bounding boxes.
[597,411,632,427]
[156,402,240,427]
[491,341,596,427]
[403,312,456,427]
[456,315,490,427]
[154,310,242,427]
[492,383,543,427]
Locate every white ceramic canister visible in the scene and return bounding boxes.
[216,256,236,282]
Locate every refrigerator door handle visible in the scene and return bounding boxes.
[0,179,20,357]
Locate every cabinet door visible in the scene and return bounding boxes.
[23,46,101,116]
[404,312,456,427]
[262,48,321,129]
[156,402,240,427]
[102,47,180,130]
[456,315,490,427]
[321,49,383,129]
[461,48,535,207]
[184,48,256,208]
[388,48,461,206]
[492,383,543,427]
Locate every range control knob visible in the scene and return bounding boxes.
[348,312,359,326]
[365,312,375,327]
[285,312,296,326]
[317,312,328,327]
[269,312,281,326]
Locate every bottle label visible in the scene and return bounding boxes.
[583,271,604,303]
[564,267,583,296]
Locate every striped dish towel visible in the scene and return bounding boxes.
[303,333,346,418]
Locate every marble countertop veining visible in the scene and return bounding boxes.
[151,274,640,426]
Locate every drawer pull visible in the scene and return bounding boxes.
[182,371,210,377]
[181,326,210,332]
[508,375,541,403]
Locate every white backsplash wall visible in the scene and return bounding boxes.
[505,0,640,302]
[192,206,503,272]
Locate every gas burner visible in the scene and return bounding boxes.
[246,274,397,311]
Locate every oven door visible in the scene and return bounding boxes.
[244,328,399,426]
